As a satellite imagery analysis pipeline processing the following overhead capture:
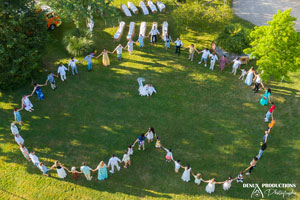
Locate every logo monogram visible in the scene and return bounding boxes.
[251,185,264,198]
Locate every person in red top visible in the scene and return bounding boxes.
[264,102,275,122]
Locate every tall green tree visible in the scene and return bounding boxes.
[48,0,119,31]
[0,0,48,90]
[244,9,300,81]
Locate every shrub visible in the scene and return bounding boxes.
[0,0,48,90]
[63,30,95,56]
[216,23,251,53]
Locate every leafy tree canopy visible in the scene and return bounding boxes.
[244,9,300,81]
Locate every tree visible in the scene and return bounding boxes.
[0,0,48,90]
[48,0,119,31]
[244,9,300,81]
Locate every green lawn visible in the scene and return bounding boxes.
[0,0,299,199]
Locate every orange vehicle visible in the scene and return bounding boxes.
[38,5,62,30]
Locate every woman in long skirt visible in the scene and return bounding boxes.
[96,49,111,67]
[260,88,272,106]
[50,161,67,179]
[245,67,256,86]
[93,161,108,181]
[22,95,34,112]
[31,82,46,100]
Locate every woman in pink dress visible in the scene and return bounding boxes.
[219,55,227,72]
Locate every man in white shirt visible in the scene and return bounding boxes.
[113,44,124,61]
[232,57,241,75]
[11,122,19,135]
[57,63,68,81]
[14,134,24,146]
[174,38,183,56]
[198,48,210,67]
[209,52,218,70]
[68,57,79,75]
[149,27,160,45]
[108,154,121,173]
[29,151,40,167]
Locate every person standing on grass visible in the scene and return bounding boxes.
[39,162,51,177]
[181,164,192,182]
[264,102,275,122]
[191,173,204,185]
[244,156,258,175]
[112,44,124,61]
[219,55,227,72]
[260,88,272,106]
[31,82,46,100]
[145,126,155,143]
[46,72,58,90]
[124,39,135,55]
[67,167,82,180]
[50,161,67,179]
[20,144,30,161]
[245,67,256,86]
[231,57,241,75]
[11,122,20,135]
[162,147,173,162]
[68,57,79,75]
[209,51,218,71]
[81,53,95,72]
[122,150,131,168]
[57,63,68,81]
[108,154,122,174]
[184,44,199,61]
[133,134,147,151]
[14,134,24,146]
[29,151,40,167]
[164,33,172,50]
[257,143,267,160]
[253,74,265,93]
[137,33,145,48]
[198,48,210,67]
[92,161,108,181]
[173,160,181,173]
[13,108,23,126]
[21,95,34,112]
[96,49,111,67]
[80,162,93,180]
[148,26,160,45]
[174,38,183,56]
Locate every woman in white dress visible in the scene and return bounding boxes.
[181,165,192,182]
[22,95,34,112]
[137,78,157,97]
[145,126,155,143]
[50,161,67,179]
[245,67,256,86]
[124,39,135,55]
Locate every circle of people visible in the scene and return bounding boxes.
[10,27,277,194]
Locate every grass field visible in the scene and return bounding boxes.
[0,0,300,199]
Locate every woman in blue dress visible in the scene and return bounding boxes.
[260,88,271,106]
[31,82,46,100]
[93,161,108,181]
[164,34,172,50]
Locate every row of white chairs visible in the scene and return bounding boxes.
[114,21,168,41]
[121,1,166,17]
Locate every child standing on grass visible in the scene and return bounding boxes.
[239,69,247,80]
[162,147,173,162]
[136,34,146,48]
[128,145,133,155]
[20,144,30,161]
[67,167,82,180]
[133,134,147,151]
[122,150,131,168]
[236,172,243,183]
[11,122,19,135]
[222,176,234,191]
[112,44,124,61]
[173,160,181,173]
[264,102,275,122]
[124,39,135,55]
[244,156,258,175]
[13,108,23,126]
[198,48,210,67]
[155,136,161,149]
[209,51,218,70]
[46,72,58,90]
[192,173,204,185]
[184,44,199,61]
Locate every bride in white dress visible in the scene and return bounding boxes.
[181,165,192,182]
[245,67,256,86]
[137,77,157,97]
[51,161,67,179]
[222,176,233,191]
[22,95,34,112]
